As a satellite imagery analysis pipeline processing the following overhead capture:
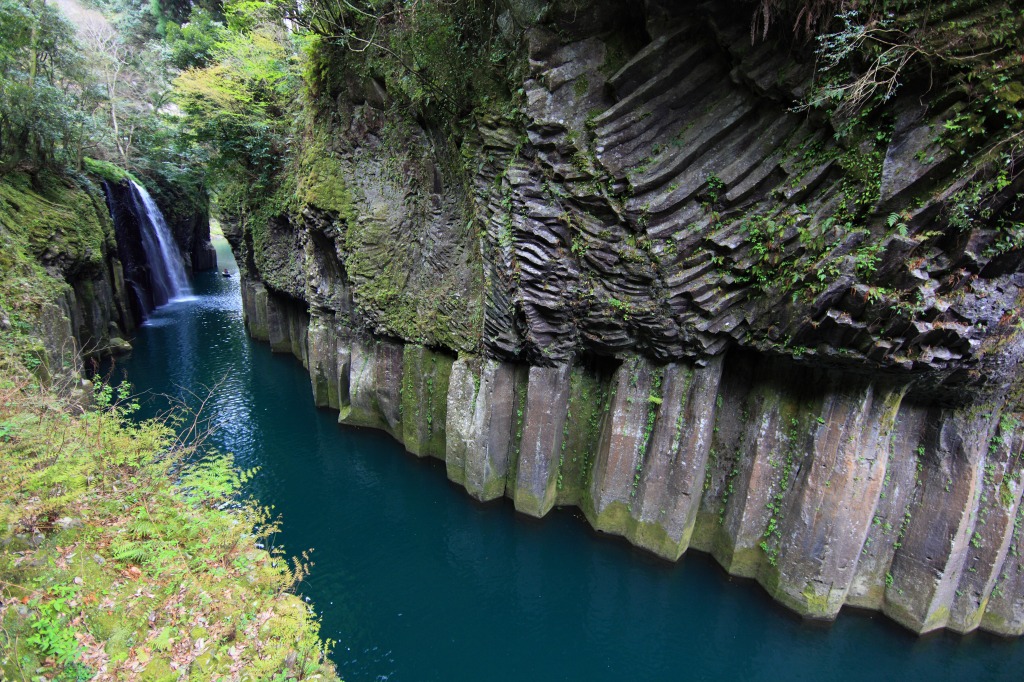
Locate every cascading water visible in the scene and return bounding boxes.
[128,180,191,306]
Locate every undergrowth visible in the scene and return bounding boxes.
[0,369,339,680]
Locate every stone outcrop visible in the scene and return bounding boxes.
[233,0,1024,635]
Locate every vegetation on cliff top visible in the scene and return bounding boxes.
[0,0,209,222]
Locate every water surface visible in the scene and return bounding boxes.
[112,237,1023,681]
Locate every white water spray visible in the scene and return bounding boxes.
[129,180,191,305]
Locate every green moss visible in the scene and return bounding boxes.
[628,518,688,561]
[345,207,481,352]
[687,510,720,555]
[480,475,508,501]
[296,139,357,221]
[82,157,142,186]
[514,488,549,518]
[447,463,467,487]
[0,172,119,381]
[504,370,529,499]
[773,582,838,619]
[590,499,633,535]
[587,500,692,561]
[339,346,395,430]
[557,366,609,507]
[400,345,453,459]
[923,605,952,632]
[722,545,765,578]
[981,608,1013,634]
[0,172,108,277]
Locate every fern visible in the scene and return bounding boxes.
[127,517,159,540]
[887,212,909,237]
[110,538,150,565]
[179,454,245,506]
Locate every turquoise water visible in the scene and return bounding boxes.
[111,237,1023,681]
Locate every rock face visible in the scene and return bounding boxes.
[234,1,1024,635]
[241,281,1024,636]
[0,171,136,381]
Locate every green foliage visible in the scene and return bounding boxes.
[854,239,883,279]
[296,0,523,123]
[703,173,726,207]
[795,0,1024,225]
[738,211,818,293]
[760,417,802,566]
[173,2,296,213]
[0,358,338,681]
[165,7,225,69]
[380,3,470,113]
[0,0,210,226]
[886,211,909,236]
[0,0,87,170]
[27,583,91,679]
[932,160,1024,259]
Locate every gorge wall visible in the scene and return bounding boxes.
[230,0,1024,635]
[242,281,1024,636]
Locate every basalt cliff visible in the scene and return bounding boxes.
[229,0,1024,635]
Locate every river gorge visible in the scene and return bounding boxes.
[109,235,1024,681]
[4,0,1024,677]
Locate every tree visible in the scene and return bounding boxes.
[165,7,225,70]
[173,0,296,211]
[0,0,85,170]
[290,0,519,122]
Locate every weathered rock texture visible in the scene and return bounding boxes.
[242,282,1024,636]
[233,0,1024,635]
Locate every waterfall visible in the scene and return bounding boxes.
[128,180,191,306]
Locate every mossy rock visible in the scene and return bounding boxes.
[296,139,357,221]
[0,171,109,279]
[82,157,142,186]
